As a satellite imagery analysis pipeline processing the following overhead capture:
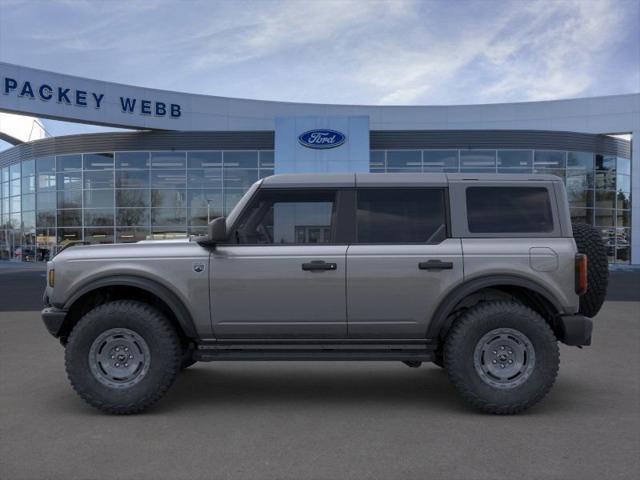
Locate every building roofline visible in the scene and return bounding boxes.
[0,129,631,167]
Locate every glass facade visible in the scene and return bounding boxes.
[1,150,274,261]
[370,149,632,264]
[0,147,631,264]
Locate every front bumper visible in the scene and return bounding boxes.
[41,307,68,338]
[558,314,593,346]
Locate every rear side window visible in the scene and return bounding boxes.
[466,187,553,233]
[356,188,447,243]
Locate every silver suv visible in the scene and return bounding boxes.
[41,173,608,414]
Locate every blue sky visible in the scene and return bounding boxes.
[0,0,638,141]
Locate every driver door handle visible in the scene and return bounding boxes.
[302,260,337,272]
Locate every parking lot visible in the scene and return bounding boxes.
[1,266,639,480]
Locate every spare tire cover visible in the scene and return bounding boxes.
[572,223,609,317]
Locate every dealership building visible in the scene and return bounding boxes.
[0,62,638,264]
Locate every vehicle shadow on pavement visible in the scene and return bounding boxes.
[154,364,479,414]
[156,361,603,416]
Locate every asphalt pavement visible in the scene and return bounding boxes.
[0,263,639,479]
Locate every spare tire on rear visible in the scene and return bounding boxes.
[572,223,608,317]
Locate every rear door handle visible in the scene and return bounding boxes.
[418,260,453,271]
[302,260,337,272]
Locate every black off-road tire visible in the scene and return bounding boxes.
[444,301,559,414]
[65,300,182,414]
[572,223,608,318]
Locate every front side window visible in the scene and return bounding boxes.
[356,188,447,243]
[234,190,336,245]
[466,187,553,233]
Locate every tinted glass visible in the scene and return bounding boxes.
[497,150,532,171]
[235,190,335,244]
[116,170,149,188]
[386,151,421,170]
[466,187,553,233]
[21,175,36,194]
[85,227,114,244]
[37,191,56,210]
[57,209,82,227]
[117,189,149,208]
[57,190,82,209]
[370,151,385,169]
[116,228,149,243]
[116,152,149,169]
[22,193,35,211]
[36,157,55,174]
[151,189,186,208]
[117,208,149,226]
[57,171,82,190]
[187,151,222,169]
[84,190,114,209]
[223,151,258,168]
[83,153,114,170]
[534,151,566,169]
[57,155,82,171]
[567,151,594,170]
[150,152,186,169]
[617,157,630,176]
[22,159,35,176]
[84,209,115,226]
[259,151,274,168]
[187,168,222,188]
[9,163,20,180]
[460,150,496,171]
[151,170,186,189]
[357,189,446,243]
[84,170,114,189]
[151,208,187,227]
[223,169,258,189]
[423,150,458,172]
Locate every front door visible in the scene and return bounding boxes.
[210,188,347,338]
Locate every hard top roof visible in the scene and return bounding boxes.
[260,172,562,188]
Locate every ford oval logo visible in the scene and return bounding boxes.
[298,129,346,149]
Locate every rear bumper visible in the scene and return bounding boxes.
[41,307,68,338]
[558,314,593,346]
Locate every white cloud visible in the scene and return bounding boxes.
[0,0,637,105]
[473,0,625,102]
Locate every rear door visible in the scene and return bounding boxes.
[346,187,463,338]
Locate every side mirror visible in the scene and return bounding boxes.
[208,216,227,243]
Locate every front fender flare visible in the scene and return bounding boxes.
[63,274,198,338]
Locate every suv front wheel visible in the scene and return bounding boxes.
[65,300,182,414]
[444,301,559,414]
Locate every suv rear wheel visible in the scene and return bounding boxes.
[444,301,559,414]
[65,300,182,414]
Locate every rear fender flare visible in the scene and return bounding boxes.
[426,274,565,340]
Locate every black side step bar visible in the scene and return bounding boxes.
[193,349,434,362]
[194,348,435,362]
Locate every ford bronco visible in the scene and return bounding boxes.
[41,173,608,414]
